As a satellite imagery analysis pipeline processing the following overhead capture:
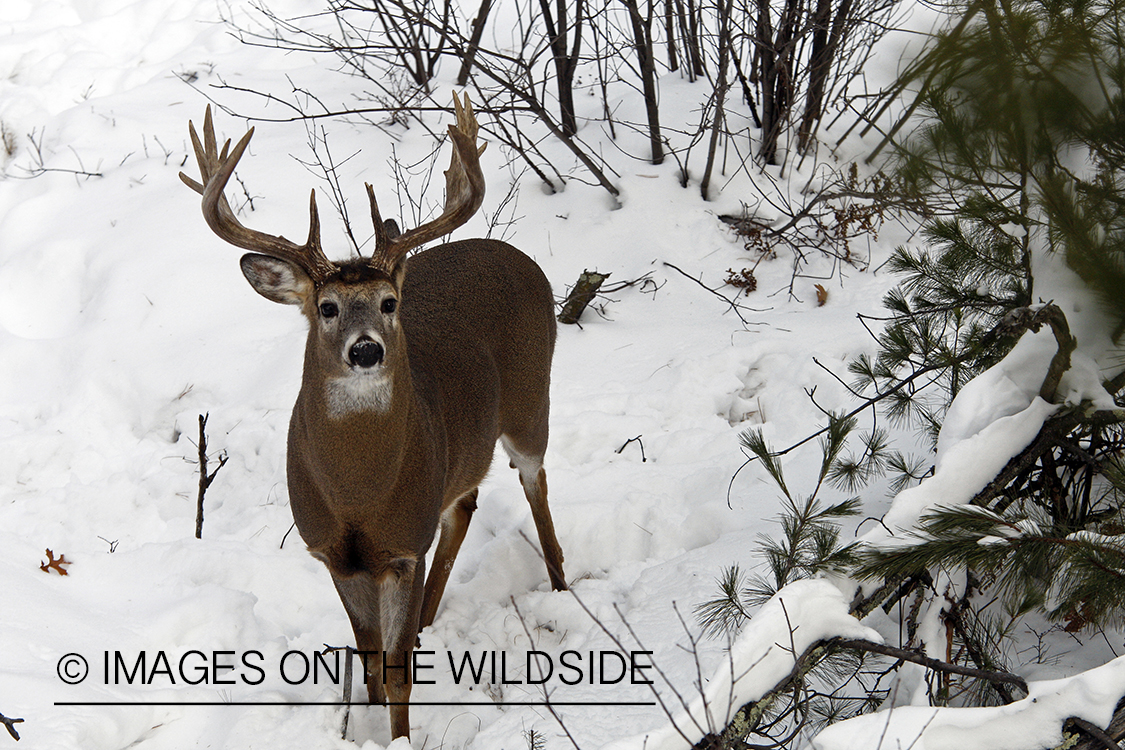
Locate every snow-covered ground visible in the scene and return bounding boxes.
[2,1,1123,749]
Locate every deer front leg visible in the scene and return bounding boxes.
[377,557,424,740]
[332,573,387,704]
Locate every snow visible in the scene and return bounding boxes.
[814,655,1125,750]
[1,0,1123,749]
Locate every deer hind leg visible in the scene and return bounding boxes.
[500,435,567,591]
[419,489,479,630]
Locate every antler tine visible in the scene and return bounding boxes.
[369,93,487,272]
[452,90,484,155]
[179,105,334,283]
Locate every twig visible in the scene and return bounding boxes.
[662,262,770,327]
[294,117,362,256]
[196,413,229,540]
[831,638,1027,695]
[616,435,647,462]
[330,644,354,739]
[8,129,103,180]
[812,356,865,399]
[601,273,655,294]
[509,596,585,750]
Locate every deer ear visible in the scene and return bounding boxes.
[391,256,407,294]
[240,253,315,305]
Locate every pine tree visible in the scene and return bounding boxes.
[701,0,1125,733]
[890,0,1125,337]
[852,0,1125,634]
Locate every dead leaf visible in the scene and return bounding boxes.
[40,549,71,576]
[815,284,828,306]
[724,268,757,295]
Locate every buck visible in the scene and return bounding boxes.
[180,97,567,740]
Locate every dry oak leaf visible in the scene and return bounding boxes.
[815,284,829,307]
[40,549,71,575]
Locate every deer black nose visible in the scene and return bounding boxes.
[349,338,384,368]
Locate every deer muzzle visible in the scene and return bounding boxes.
[349,336,385,369]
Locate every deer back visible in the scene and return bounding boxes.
[401,238,557,472]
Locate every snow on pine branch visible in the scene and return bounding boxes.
[861,325,1113,549]
[640,325,1119,750]
[604,578,881,750]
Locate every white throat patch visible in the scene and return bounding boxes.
[325,373,393,417]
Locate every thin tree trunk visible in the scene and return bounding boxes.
[759,0,800,164]
[685,0,705,76]
[621,0,664,164]
[593,16,619,138]
[664,0,680,71]
[673,0,697,81]
[798,0,852,152]
[701,0,732,199]
[755,0,778,163]
[456,0,493,85]
[429,0,453,81]
[370,0,434,89]
[538,0,584,137]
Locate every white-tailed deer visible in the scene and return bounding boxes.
[180,97,566,740]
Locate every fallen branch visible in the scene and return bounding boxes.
[833,638,1027,695]
[692,639,831,750]
[557,269,610,325]
[1064,716,1119,750]
[0,711,23,741]
[1065,697,1125,750]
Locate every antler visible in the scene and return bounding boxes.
[179,106,335,283]
[367,92,487,273]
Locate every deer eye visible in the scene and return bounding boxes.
[319,301,339,319]
[381,298,397,314]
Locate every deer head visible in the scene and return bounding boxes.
[179,96,486,414]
